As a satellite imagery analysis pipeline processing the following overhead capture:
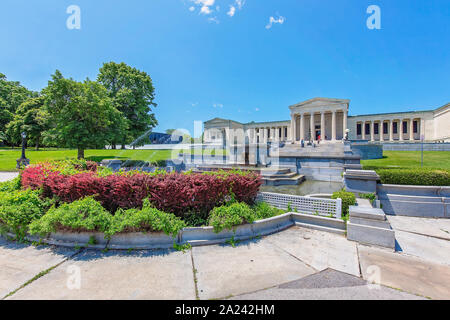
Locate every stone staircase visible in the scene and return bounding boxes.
[260,168,305,186]
[193,165,305,186]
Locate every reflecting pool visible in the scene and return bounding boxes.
[260,180,343,196]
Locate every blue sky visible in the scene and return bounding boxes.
[0,0,449,136]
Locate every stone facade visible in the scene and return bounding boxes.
[204,98,450,144]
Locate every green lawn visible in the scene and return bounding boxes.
[361,151,450,170]
[0,148,182,172]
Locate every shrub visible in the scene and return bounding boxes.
[375,168,450,186]
[0,176,21,192]
[107,199,186,238]
[29,197,113,236]
[359,193,376,204]
[208,202,255,233]
[21,163,262,215]
[331,190,356,216]
[252,202,285,220]
[0,189,50,239]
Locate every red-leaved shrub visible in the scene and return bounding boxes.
[21,163,262,215]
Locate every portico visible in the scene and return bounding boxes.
[289,98,349,143]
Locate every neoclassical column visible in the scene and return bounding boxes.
[331,111,337,141]
[399,119,404,141]
[409,119,414,141]
[300,113,305,141]
[380,121,384,142]
[292,115,297,143]
[263,128,267,143]
[362,122,366,140]
[420,118,425,140]
[320,112,325,141]
[370,121,375,141]
[275,127,279,142]
[389,120,394,142]
[310,113,315,141]
[343,110,348,137]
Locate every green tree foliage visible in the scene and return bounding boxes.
[6,96,48,150]
[43,70,125,159]
[97,62,157,149]
[0,73,34,145]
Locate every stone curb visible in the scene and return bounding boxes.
[1,213,346,250]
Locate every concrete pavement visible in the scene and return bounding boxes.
[0,172,19,183]
[2,225,449,300]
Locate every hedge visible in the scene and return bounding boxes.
[331,190,356,216]
[21,162,263,216]
[374,168,450,186]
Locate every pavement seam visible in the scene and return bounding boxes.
[1,247,84,300]
[266,238,319,272]
[395,228,450,242]
[190,248,200,300]
[356,244,363,277]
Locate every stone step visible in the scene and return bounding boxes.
[294,222,346,236]
[264,174,305,186]
[261,171,297,178]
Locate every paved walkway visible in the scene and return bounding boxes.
[0,172,19,182]
[2,226,449,300]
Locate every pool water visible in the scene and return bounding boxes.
[260,180,343,196]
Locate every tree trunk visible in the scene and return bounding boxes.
[77,147,85,159]
[35,140,39,151]
[121,144,126,150]
[112,143,116,150]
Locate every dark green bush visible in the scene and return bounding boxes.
[252,202,285,220]
[0,189,50,239]
[108,199,186,238]
[29,197,113,236]
[375,168,450,186]
[208,202,255,233]
[331,190,356,216]
[0,176,22,192]
[121,160,150,168]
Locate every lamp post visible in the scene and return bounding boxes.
[16,132,30,169]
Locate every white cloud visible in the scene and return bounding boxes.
[213,103,223,108]
[235,0,245,10]
[227,6,236,17]
[266,15,285,29]
[208,16,220,24]
[189,6,195,12]
[190,0,215,15]
[255,108,260,112]
[227,0,245,18]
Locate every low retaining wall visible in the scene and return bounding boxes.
[382,142,450,152]
[377,184,450,218]
[257,192,342,219]
[3,212,346,250]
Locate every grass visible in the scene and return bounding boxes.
[361,151,450,170]
[0,148,225,172]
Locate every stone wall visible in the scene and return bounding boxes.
[382,142,450,151]
[349,142,383,160]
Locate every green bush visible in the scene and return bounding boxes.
[331,190,356,216]
[252,202,285,220]
[0,189,50,239]
[29,197,113,236]
[108,199,186,238]
[208,202,255,233]
[375,168,450,186]
[359,193,376,204]
[0,176,22,192]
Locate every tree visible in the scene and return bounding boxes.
[0,73,34,146]
[97,62,157,149]
[43,70,124,159]
[6,96,48,150]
